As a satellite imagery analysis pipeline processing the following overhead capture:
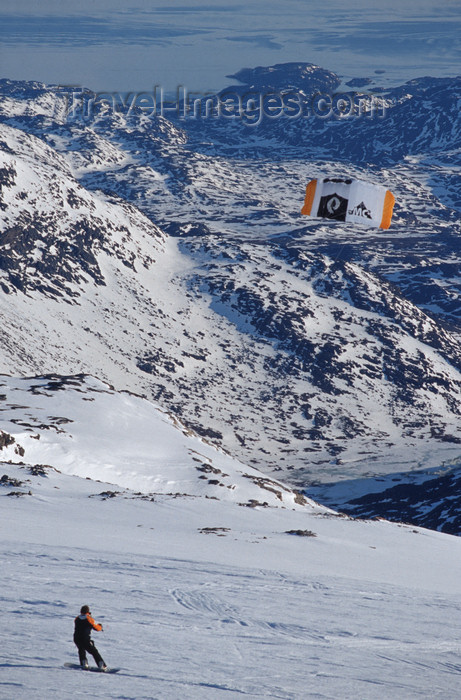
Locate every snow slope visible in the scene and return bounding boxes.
[0,374,308,509]
[2,379,461,699]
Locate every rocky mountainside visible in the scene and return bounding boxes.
[0,65,460,505]
[0,122,165,298]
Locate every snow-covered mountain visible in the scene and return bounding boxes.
[0,122,165,298]
[0,65,461,525]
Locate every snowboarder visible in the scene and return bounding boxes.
[73,605,107,671]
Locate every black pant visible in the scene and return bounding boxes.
[74,638,105,667]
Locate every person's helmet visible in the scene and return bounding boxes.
[80,605,90,614]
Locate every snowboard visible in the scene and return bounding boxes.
[64,662,120,674]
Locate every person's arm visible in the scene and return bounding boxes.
[86,613,103,631]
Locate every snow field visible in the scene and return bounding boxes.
[2,460,461,699]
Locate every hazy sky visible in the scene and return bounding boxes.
[0,0,459,92]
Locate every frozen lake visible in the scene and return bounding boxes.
[0,0,459,94]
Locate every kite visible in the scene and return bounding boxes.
[301,177,395,230]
